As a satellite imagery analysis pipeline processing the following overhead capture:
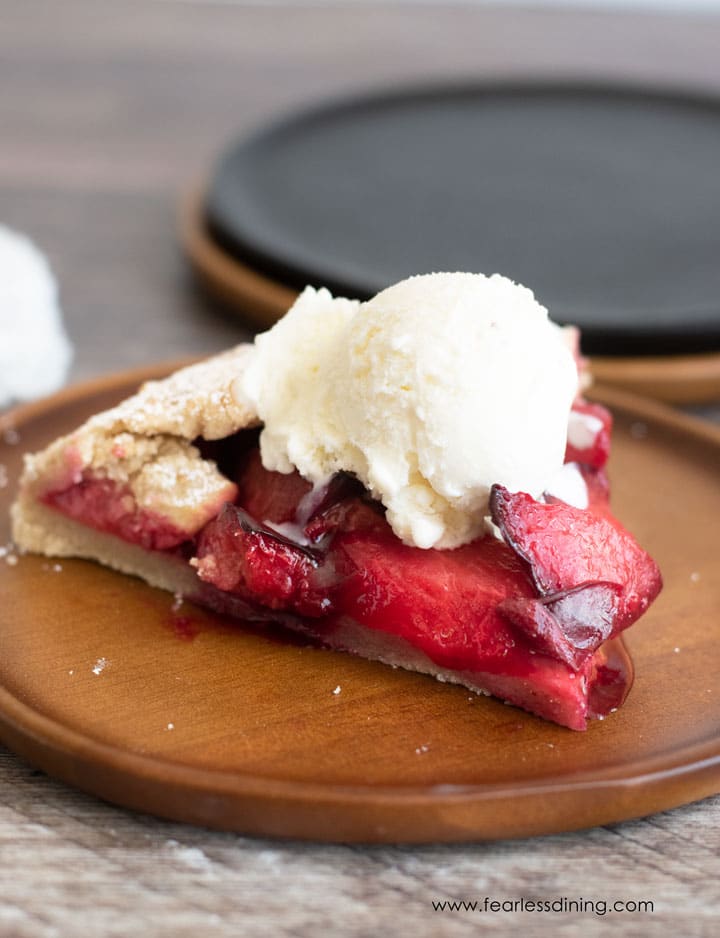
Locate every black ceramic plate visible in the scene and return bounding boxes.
[206,82,720,356]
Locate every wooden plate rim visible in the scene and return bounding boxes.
[0,676,718,805]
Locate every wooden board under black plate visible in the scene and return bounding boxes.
[205,82,720,356]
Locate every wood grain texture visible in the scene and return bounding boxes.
[0,1,719,935]
[0,749,718,938]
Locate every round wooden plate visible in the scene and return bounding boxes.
[179,189,720,404]
[0,369,719,843]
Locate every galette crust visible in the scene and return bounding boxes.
[12,344,260,546]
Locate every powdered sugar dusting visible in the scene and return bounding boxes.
[108,344,258,442]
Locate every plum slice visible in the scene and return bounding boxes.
[192,493,611,730]
[498,582,622,670]
[193,504,333,617]
[490,485,662,631]
[188,448,655,729]
[330,524,537,672]
[235,447,313,525]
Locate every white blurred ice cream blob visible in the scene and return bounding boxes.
[0,224,73,408]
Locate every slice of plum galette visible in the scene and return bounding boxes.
[11,273,662,730]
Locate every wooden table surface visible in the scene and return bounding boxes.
[1,2,718,935]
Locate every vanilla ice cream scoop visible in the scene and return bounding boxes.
[238,272,578,549]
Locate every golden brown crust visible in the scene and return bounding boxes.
[12,344,260,547]
[106,345,259,442]
[10,496,203,595]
